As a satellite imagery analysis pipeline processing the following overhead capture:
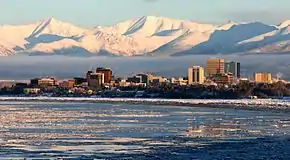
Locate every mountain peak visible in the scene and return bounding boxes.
[278,20,290,29]
[28,17,86,38]
[43,17,62,25]
[48,17,57,22]
[0,16,289,57]
[217,20,238,30]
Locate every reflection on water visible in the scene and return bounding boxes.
[0,101,290,159]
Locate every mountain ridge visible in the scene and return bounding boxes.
[0,16,290,57]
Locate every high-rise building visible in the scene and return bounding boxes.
[225,61,241,78]
[254,73,272,83]
[188,66,204,84]
[96,68,112,84]
[88,73,105,88]
[206,59,224,76]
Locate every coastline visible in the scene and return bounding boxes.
[0,96,290,112]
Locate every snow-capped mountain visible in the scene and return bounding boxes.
[0,45,14,56]
[0,16,290,57]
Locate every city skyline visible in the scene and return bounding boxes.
[1,0,290,27]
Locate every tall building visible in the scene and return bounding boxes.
[225,61,241,78]
[206,59,225,76]
[88,73,105,88]
[254,73,272,83]
[188,66,204,84]
[96,68,112,84]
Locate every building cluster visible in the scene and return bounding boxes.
[187,59,274,85]
[2,58,286,96]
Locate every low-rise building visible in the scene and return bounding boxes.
[211,73,235,85]
[30,77,56,87]
[148,75,167,84]
[74,77,87,86]
[171,77,188,85]
[127,76,142,83]
[59,79,75,89]
[254,73,272,83]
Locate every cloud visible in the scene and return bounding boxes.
[221,10,290,24]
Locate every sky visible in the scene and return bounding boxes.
[0,0,289,27]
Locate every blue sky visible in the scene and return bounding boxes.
[0,0,289,26]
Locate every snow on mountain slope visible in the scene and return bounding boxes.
[28,17,87,38]
[0,17,88,53]
[0,23,39,49]
[250,40,290,53]
[0,45,14,56]
[29,38,80,53]
[173,22,277,56]
[150,30,213,56]
[235,21,290,53]
[1,16,290,57]
[118,16,216,37]
[278,20,290,29]
[216,21,238,30]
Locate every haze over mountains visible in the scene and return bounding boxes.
[0,16,290,57]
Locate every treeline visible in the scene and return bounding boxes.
[118,81,290,99]
[1,81,290,99]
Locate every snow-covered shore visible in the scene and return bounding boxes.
[0,96,290,111]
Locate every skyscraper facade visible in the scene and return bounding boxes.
[96,68,112,84]
[188,66,204,84]
[205,59,224,76]
[225,61,241,78]
[88,73,105,88]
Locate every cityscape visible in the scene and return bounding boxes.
[1,1,290,159]
[1,58,289,99]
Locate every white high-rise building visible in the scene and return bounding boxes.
[188,66,204,84]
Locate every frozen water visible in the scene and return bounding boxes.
[0,101,290,159]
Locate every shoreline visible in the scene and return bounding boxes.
[0,96,290,112]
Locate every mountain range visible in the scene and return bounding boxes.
[0,16,290,57]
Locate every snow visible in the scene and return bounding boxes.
[278,20,290,29]
[0,16,290,56]
[0,45,14,56]
[217,21,237,30]
[0,97,289,110]
[236,23,290,53]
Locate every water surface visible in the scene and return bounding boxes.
[0,101,290,159]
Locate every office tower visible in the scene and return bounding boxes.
[206,59,224,76]
[188,66,204,84]
[225,61,241,78]
[88,73,105,88]
[96,68,112,84]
